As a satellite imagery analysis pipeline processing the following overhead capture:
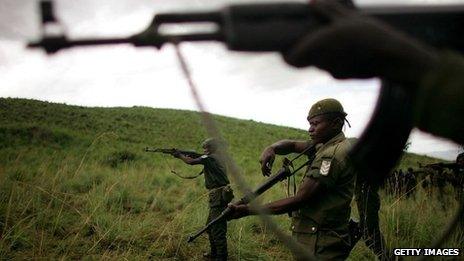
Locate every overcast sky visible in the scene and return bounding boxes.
[1,0,462,160]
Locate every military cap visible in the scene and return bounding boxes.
[308,98,347,120]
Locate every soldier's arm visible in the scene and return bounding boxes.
[174,153,204,165]
[260,140,311,176]
[413,52,464,145]
[228,177,323,219]
[282,1,464,144]
[262,177,323,214]
[283,1,438,84]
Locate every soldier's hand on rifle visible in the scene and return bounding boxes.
[227,203,250,220]
[283,0,438,86]
[260,147,276,177]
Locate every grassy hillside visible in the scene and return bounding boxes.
[0,98,461,260]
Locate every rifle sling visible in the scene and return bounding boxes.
[170,169,204,179]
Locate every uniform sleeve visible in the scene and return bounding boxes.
[414,51,464,144]
[306,156,342,188]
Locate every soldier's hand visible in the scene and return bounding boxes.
[227,203,250,220]
[283,0,437,85]
[259,147,276,177]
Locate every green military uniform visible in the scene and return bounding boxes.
[291,132,355,260]
[199,152,233,260]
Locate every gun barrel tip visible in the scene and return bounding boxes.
[27,41,42,49]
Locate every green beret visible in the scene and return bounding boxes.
[308,98,347,120]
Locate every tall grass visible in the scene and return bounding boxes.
[0,98,462,260]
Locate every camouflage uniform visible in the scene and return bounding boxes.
[200,152,233,260]
[291,132,355,260]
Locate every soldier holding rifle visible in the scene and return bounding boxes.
[229,98,356,260]
[172,138,233,261]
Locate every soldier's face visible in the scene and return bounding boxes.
[204,145,216,155]
[307,114,337,144]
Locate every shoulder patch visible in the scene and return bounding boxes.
[320,160,331,176]
[201,155,208,159]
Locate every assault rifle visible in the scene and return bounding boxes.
[144,147,202,158]
[144,147,204,179]
[187,144,316,243]
[422,162,459,171]
[29,1,463,54]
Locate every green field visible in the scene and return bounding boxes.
[0,98,462,260]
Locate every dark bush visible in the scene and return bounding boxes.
[103,150,136,168]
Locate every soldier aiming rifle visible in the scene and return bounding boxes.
[171,138,233,261]
[424,153,464,199]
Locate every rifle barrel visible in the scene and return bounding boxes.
[144,148,201,158]
[30,3,464,54]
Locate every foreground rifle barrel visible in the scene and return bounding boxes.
[187,150,313,243]
[29,2,464,53]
